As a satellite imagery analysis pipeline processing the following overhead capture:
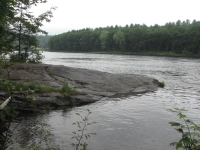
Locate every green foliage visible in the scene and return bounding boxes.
[99,30,110,50]
[169,108,200,150]
[9,53,25,63]
[0,107,18,123]
[48,19,200,57]
[60,84,77,96]
[113,30,125,50]
[0,0,15,53]
[0,107,10,122]
[71,109,97,150]
[26,49,44,64]
[0,0,56,63]
[0,81,77,96]
[160,82,165,88]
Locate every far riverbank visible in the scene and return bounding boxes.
[43,49,200,58]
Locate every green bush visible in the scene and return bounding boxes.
[9,53,26,63]
[160,82,165,88]
[169,108,200,150]
[9,50,44,64]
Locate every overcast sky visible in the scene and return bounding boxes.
[31,0,200,35]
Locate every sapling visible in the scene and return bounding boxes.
[71,109,97,150]
[169,108,200,150]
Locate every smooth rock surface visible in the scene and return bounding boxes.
[0,63,162,110]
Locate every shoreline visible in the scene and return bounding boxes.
[42,50,200,59]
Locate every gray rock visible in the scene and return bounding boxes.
[0,63,162,111]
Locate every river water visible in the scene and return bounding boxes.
[9,52,200,150]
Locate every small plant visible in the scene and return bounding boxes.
[169,108,200,150]
[71,109,97,150]
[61,84,77,96]
[160,81,165,88]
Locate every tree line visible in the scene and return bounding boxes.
[48,19,200,55]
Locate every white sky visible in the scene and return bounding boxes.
[31,0,200,35]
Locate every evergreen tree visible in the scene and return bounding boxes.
[0,0,15,56]
[0,0,56,63]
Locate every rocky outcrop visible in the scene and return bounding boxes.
[0,63,162,111]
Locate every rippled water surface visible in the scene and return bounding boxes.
[10,52,200,150]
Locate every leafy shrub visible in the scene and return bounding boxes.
[9,49,44,64]
[9,52,26,63]
[160,82,165,88]
[169,108,200,150]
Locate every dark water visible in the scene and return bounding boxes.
[8,52,200,150]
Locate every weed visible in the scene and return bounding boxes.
[0,81,77,96]
[61,84,77,96]
[160,82,165,88]
[72,109,97,150]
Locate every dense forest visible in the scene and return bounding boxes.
[48,19,200,55]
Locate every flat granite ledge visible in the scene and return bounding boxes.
[0,63,162,111]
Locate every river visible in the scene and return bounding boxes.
[9,52,200,150]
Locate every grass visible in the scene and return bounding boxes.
[0,81,77,96]
[60,84,77,96]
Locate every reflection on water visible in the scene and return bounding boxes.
[9,52,200,150]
